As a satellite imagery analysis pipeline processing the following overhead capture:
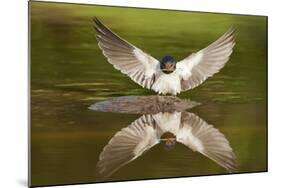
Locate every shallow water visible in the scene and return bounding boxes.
[30,2,267,187]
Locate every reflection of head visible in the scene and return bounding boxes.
[160,132,176,150]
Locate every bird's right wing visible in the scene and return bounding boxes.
[97,114,159,179]
[176,112,237,172]
[94,18,160,89]
[176,28,236,91]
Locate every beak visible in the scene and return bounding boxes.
[162,63,175,71]
[165,63,173,69]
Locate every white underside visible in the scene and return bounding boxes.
[152,112,182,135]
[152,72,182,95]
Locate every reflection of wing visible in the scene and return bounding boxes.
[97,115,159,178]
[176,28,235,91]
[176,112,236,172]
[94,18,160,89]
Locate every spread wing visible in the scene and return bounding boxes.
[176,112,237,172]
[94,18,160,89]
[176,28,236,91]
[97,115,159,179]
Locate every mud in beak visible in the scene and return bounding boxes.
[164,63,174,70]
[162,63,175,74]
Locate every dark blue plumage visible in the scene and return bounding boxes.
[160,56,176,74]
[161,56,174,63]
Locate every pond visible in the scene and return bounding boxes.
[30,2,267,187]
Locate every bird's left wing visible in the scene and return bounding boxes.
[176,112,237,172]
[97,114,159,179]
[94,18,160,89]
[176,28,236,91]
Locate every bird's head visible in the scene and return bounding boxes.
[160,132,176,151]
[160,56,176,74]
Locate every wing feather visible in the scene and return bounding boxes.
[176,112,237,172]
[97,114,159,179]
[94,18,159,89]
[176,28,236,91]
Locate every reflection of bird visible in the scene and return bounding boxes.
[94,18,235,95]
[97,112,236,179]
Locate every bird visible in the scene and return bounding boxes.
[96,111,236,179]
[93,17,236,95]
